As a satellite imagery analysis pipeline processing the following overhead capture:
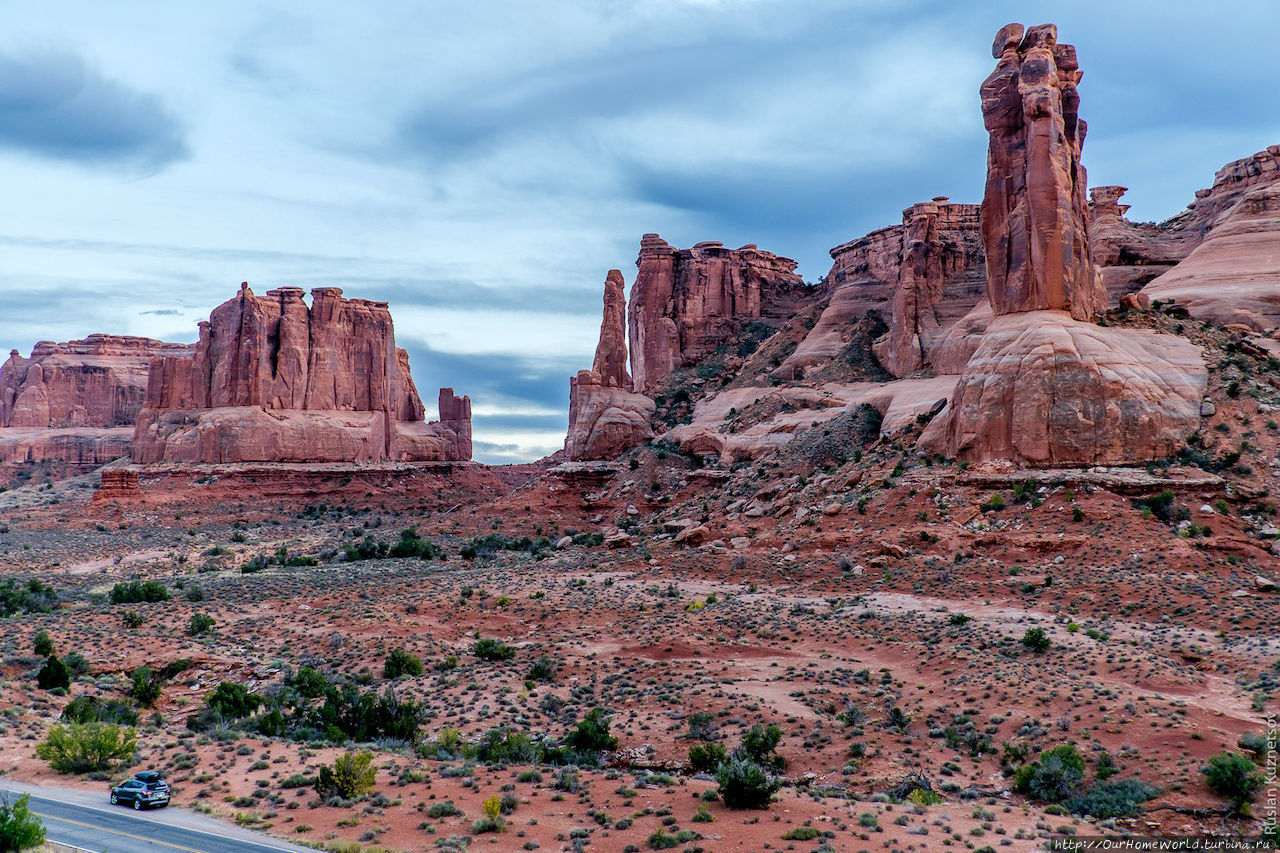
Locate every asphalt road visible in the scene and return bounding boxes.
[1,784,315,853]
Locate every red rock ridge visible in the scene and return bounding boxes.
[627,235,806,393]
[133,284,470,464]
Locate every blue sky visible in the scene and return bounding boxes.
[2,0,1277,462]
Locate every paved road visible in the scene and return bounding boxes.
[1,784,315,853]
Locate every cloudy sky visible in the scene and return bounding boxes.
[3,0,1277,462]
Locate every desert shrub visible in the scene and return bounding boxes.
[62,695,138,726]
[32,630,54,657]
[571,532,604,547]
[0,793,46,850]
[1133,489,1177,522]
[1064,779,1158,817]
[459,534,554,561]
[129,667,163,706]
[61,651,90,679]
[1012,744,1085,802]
[426,801,461,818]
[688,742,727,773]
[527,656,557,682]
[341,536,388,562]
[1021,627,1051,653]
[472,637,515,662]
[159,658,192,680]
[279,773,315,789]
[716,757,779,809]
[316,750,376,798]
[384,648,424,679]
[189,613,215,636]
[0,578,58,617]
[287,666,329,699]
[472,728,542,766]
[205,681,262,719]
[388,528,445,560]
[734,723,785,771]
[1202,752,1264,809]
[184,584,205,602]
[36,656,70,691]
[120,610,146,628]
[314,683,422,744]
[36,723,136,773]
[564,707,617,758]
[109,580,169,604]
[783,826,819,840]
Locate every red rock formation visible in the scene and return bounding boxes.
[627,236,806,392]
[1139,182,1280,331]
[134,284,470,464]
[1088,186,1194,300]
[920,24,1206,466]
[980,23,1105,320]
[567,271,655,460]
[1,335,190,429]
[93,468,140,502]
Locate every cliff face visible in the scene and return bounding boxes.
[133,284,471,464]
[1,335,191,429]
[627,235,806,393]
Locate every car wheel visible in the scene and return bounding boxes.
[133,798,142,810]
[110,793,118,805]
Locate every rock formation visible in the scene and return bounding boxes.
[566,271,655,460]
[94,468,140,502]
[1138,181,1280,331]
[1,335,190,429]
[980,23,1105,320]
[1087,186,1194,300]
[133,284,470,464]
[920,24,1206,466]
[628,236,806,393]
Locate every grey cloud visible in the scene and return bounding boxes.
[0,47,188,172]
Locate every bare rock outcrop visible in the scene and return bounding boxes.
[93,468,139,502]
[1087,186,1195,300]
[980,23,1104,320]
[567,271,655,460]
[628,236,806,392]
[1,335,191,429]
[134,284,470,464]
[920,24,1206,466]
[919,311,1205,464]
[1138,182,1280,330]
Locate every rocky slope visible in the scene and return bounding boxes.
[134,284,470,464]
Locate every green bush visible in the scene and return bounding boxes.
[472,637,515,661]
[688,742,727,773]
[0,793,46,850]
[472,728,542,766]
[426,801,461,818]
[1202,752,1264,809]
[36,723,136,773]
[1021,627,1051,653]
[32,630,54,657]
[61,695,138,726]
[1063,779,1158,817]
[129,667,163,706]
[316,750,377,798]
[205,681,262,718]
[564,707,617,756]
[384,648,424,679]
[782,826,819,840]
[189,612,215,636]
[0,578,58,617]
[527,656,557,682]
[287,666,329,698]
[109,580,169,604]
[62,652,90,679]
[36,656,70,691]
[388,528,445,560]
[1013,744,1084,802]
[737,723,785,771]
[716,757,779,809]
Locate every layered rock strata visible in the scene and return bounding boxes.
[133,284,470,464]
[628,236,806,393]
[567,271,655,460]
[920,23,1206,466]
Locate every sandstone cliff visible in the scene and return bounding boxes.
[133,284,470,464]
[628,236,807,393]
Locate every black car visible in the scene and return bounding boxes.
[110,771,170,809]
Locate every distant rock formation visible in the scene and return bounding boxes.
[133,284,470,464]
[628,235,806,393]
[1,335,191,429]
[566,271,655,460]
[94,468,140,502]
[1139,178,1280,331]
[920,23,1206,466]
[1087,186,1194,299]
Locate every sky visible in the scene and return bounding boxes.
[2,0,1277,463]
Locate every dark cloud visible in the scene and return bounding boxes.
[0,47,188,171]
[139,308,182,316]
